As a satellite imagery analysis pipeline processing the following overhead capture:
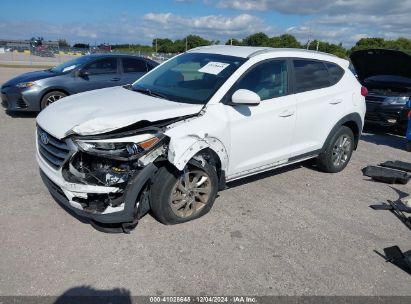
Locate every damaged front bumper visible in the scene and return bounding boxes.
[36,131,158,226]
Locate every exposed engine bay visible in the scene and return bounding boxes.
[55,115,198,216]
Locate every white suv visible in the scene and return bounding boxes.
[36,46,366,232]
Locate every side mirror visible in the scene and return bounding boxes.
[78,69,89,78]
[231,89,260,106]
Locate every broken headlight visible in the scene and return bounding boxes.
[74,133,161,160]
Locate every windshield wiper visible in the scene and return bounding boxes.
[132,87,168,100]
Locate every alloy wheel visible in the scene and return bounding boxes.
[45,94,64,106]
[169,168,212,218]
[331,134,352,167]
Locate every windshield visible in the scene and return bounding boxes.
[132,52,247,104]
[50,56,92,73]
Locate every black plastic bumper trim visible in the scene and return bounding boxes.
[40,163,157,224]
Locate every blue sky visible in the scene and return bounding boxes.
[1,0,410,46]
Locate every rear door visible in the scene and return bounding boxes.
[121,57,149,84]
[290,59,345,157]
[72,57,120,93]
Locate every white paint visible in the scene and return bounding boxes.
[37,86,203,139]
[231,89,260,105]
[37,46,365,202]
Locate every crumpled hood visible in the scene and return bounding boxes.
[350,49,411,83]
[37,86,204,139]
[2,69,58,87]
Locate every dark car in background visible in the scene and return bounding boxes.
[1,54,158,112]
[350,49,411,134]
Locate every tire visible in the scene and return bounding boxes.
[40,91,67,110]
[317,126,354,173]
[406,142,411,152]
[150,161,218,225]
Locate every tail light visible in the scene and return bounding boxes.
[361,86,368,97]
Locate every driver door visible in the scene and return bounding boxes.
[225,59,297,178]
[72,57,120,93]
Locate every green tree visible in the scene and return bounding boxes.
[350,37,411,55]
[73,43,89,49]
[243,32,270,46]
[57,39,70,48]
[186,35,211,50]
[307,40,348,58]
[268,34,301,48]
[350,37,387,52]
[225,38,242,46]
[152,38,174,53]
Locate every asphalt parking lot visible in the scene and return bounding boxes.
[0,67,410,297]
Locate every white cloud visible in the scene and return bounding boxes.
[141,13,273,40]
[0,13,272,45]
[1,1,410,47]
[215,0,411,46]
[216,0,411,15]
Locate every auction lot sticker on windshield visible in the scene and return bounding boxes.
[199,62,230,75]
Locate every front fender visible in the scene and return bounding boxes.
[167,134,229,171]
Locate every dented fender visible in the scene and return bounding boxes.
[167,134,229,171]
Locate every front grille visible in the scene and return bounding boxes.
[366,94,385,104]
[37,126,70,169]
[365,112,380,122]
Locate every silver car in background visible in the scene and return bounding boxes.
[1,54,158,112]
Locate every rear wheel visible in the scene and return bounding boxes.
[317,126,354,173]
[150,162,218,225]
[40,91,67,110]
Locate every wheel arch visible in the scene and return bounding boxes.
[321,113,363,152]
[167,136,228,188]
[40,88,70,107]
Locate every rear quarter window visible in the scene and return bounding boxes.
[325,62,345,85]
[293,59,330,93]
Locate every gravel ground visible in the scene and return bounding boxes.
[0,67,410,297]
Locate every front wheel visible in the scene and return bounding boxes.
[40,91,67,110]
[317,126,354,173]
[150,162,218,225]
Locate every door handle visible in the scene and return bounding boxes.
[329,99,343,105]
[279,110,295,117]
[111,77,121,81]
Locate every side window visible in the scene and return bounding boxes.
[293,59,330,93]
[83,58,117,75]
[146,62,156,71]
[325,62,345,85]
[123,58,147,73]
[235,60,288,101]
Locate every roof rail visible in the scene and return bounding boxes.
[248,47,340,58]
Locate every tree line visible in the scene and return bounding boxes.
[61,33,411,58]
